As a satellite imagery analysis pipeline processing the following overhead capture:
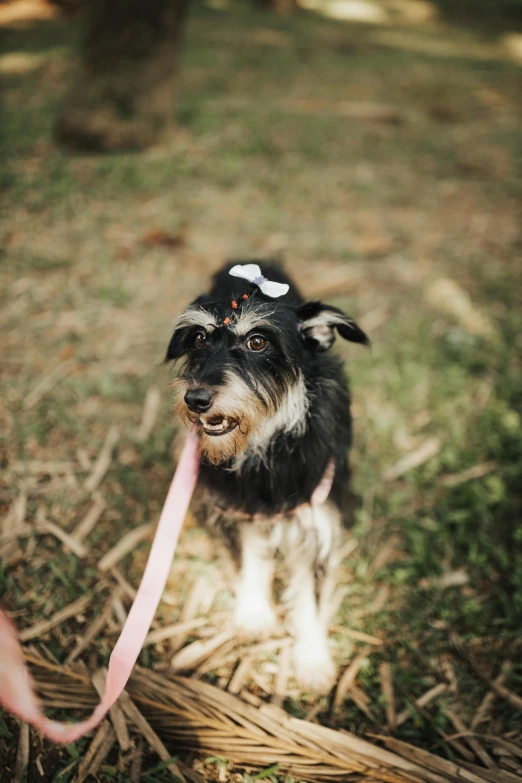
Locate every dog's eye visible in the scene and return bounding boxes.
[194,331,207,348]
[246,335,267,352]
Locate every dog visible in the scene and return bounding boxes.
[166,261,368,692]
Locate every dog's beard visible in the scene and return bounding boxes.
[172,372,268,465]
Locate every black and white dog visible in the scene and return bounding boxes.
[166,262,368,692]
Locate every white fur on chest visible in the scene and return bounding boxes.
[232,373,309,472]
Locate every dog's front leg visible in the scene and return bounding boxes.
[234,523,277,638]
[284,505,339,692]
[286,561,336,692]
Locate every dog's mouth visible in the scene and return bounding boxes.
[198,414,238,437]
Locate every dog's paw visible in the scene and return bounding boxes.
[293,636,336,693]
[234,597,277,639]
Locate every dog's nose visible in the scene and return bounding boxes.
[184,388,213,414]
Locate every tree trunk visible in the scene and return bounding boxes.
[56,0,189,152]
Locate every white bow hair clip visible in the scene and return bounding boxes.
[229,264,290,299]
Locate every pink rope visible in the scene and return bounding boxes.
[0,431,200,743]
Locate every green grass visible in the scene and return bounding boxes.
[1,0,522,780]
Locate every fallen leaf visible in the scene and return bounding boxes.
[142,228,186,249]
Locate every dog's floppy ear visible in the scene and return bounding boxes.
[164,329,184,362]
[297,302,369,352]
[165,301,219,362]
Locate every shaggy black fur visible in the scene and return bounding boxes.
[166,261,368,520]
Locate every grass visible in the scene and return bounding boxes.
[1,0,522,780]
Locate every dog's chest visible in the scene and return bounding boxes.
[198,439,333,518]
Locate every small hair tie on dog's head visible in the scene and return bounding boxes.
[229,264,289,298]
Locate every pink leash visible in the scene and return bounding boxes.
[0,431,200,744]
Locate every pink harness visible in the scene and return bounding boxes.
[0,436,333,742]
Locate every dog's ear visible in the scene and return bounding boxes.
[165,299,215,363]
[164,329,185,362]
[297,302,369,352]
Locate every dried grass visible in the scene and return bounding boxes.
[71,494,106,544]
[19,593,94,643]
[36,509,88,559]
[136,387,162,443]
[444,708,495,770]
[25,651,520,783]
[84,426,119,493]
[15,720,29,783]
[395,683,448,728]
[472,663,514,729]
[329,626,383,646]
[332,648,370,713]
[76,720,116,783]
[379,662,397,731]
[98,522,154,572]
[23,359,75,411]
[66,588,121,664]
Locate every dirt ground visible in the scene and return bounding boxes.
[1,0,522,780]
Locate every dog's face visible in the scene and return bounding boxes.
[166,291,367,465]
